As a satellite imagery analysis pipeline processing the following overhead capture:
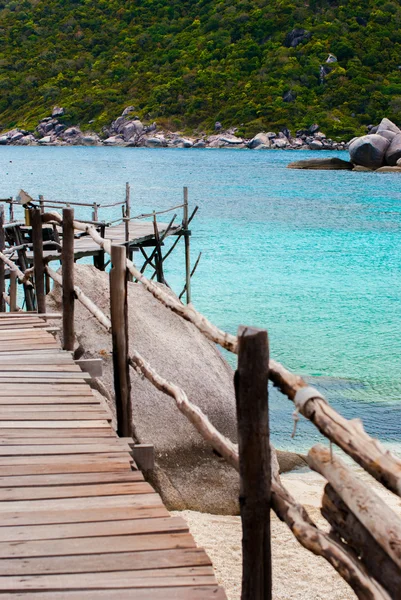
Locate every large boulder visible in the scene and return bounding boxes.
[248,133,271,149]
[47,265,306,514]
[287,158,354,170]
[385,133,401,165]
[122,120,144,142]
[377,117,401,135]
[349,134,390,169]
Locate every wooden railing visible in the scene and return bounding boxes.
[0,204,399,599]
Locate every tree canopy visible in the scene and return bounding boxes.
[1,0,400,138]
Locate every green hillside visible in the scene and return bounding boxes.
[1,0,401,138]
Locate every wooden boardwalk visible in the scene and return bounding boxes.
[24,220,182,263]
[0,313,226,599]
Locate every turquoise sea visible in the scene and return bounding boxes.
[1,146,400,453]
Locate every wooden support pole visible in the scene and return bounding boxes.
[110,244,132,437]
[183,186,191,304]
[62,208,75,351]
[31,208,46,314]
[0,205,5,312]
[235,326,272,600]
[9,200,14,223]
[125,183,133,282]
[92,202,99,222]
[13,226,34,311]
[39,195,45,215]
[152,213,165,284]
[9,270,17,312]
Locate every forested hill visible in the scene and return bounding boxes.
[1,0,401,138]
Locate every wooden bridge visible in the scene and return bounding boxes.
[0,312,226,598]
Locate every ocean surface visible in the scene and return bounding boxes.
[1,146,400,454]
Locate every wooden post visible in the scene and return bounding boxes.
[183,186,191,304]
[9,199,14,223]
[152,213,165,284]
[31,208,46,314]
[125,183,133,282]
[9,270,17,312]
[0,205,5,312]
[110,244,132,438]
[13,226,34,311]
[235,326,271,600]
[92,202,99,222]
[62,208,75,351]
[39,195,45,215]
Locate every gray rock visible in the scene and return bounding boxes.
[266,132,277,139]
[170,137,194,148]
[145,136,167,147]
[0,136,8,145]
[63,126,82,138]
[122,120,144,142]
[385,133,401,165]
[377,130,397,142]
[214,121,222,131]
[287,158,354,170]
[54,124,65,135]
[193,141,206,148]
[218,135,244,145]
[377,117,401,135]
[309,124,320,134]
[273,138,288,148]
[103,135,125,146]
[284,28,311,48]
[309,140,323,150]
[352,165,373,172]
[247,133,271,149]
[122,106,136,117]
[38,136,52,144]
[81,134,101,146]
[283,90,295,103]
[376,166,401,172]
[52,106,65,118]
[15,135,36,146]
[10,132,24,143]
[349,134,390,169]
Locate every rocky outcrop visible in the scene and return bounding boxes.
[385,133,401,165]
[287,158,354,170]
[284,28,311,48]
[47,264,307,514]
[349,134,390,169]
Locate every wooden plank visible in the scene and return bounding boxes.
[0,438,125,446]
[0,453,130,468]
[0,457,131,476]
[0,365,82,372]
[0,568,216,590]
[0,397,101,405]
[0,515,188,541]
[0,420,110,427]
[0,481,153,501]
[0,378,90,385]
[0,389,94,396]
[0,502,167,527]
[0,443,131,455]
[0,470,144,488]
[0,587,227,600]
[0,547,210,575]
[0,532,195,558]
[0,371,90,379]
[0,412,110,420]
[0,428,115,437]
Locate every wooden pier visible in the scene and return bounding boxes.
[0,313,226,598]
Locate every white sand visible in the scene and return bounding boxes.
[174,467,401,599]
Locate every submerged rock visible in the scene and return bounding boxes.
[47,265,306,514]
[287,158,353,170]
[375,166,401,172]
[349,134,390,169]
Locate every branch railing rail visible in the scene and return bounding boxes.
[0,203,399,599]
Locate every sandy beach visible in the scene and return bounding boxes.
[175,465,401,599]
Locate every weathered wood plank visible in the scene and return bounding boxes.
[0,515,188,541]
[0,585,226,599]
[0,481,153,501]
[0,443,131,455]
[0,470,144,488]
[0,532,195,557]
[0,420,110,428]
[0,567,216,590]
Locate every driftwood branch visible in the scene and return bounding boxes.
[308,445,401,569]
[46,266,111,332]
[2,292,22,312]
[322,484,401,599]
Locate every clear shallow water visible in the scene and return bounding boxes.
[1,146,401,453]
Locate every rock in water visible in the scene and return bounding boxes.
[349,134,390,169]
[385,133,401,165]
[47,264,306,514]
[287,158,354,170]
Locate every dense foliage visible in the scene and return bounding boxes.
[1,0,401,138]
